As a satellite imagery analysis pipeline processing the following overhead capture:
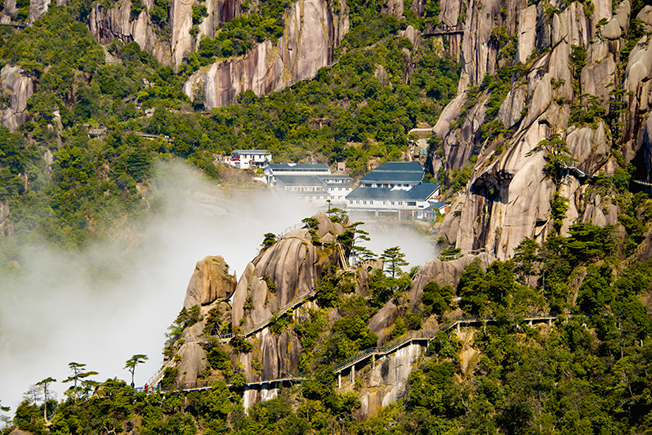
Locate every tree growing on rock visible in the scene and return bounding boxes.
[527,133,575,185]
[260,232,277,250]
[124,354,148,387]
[63,362,98,404]
[381,246,409,278]
[338,222,371,266]
[35,377,57,422]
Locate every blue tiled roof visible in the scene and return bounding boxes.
[360,161,424,184]
[372,162,424,172]
[269,163,330,172]
[346,184,439,201]
[275,175,325,186]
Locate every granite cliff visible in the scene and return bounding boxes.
[161,212,496,415]
[164,212,348,394]
[183,0,349,108]
[427,0,650,259]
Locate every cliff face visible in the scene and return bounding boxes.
[170,212,346,390]
[184,0,349,108]
[1,65,34,132]
[87,0,172,64]
[430,0,637,259]
[169,0,242,66]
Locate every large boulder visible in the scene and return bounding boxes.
[602,18,622,39]
[183,256,237,308]
[175,341,207,385]
[368,301,399,342]
[410,253,495,309]
[1,65,34,132]
[252,224,344,305]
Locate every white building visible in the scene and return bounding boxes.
[267,164,352,204]
[346,162,440,217]
[346,184,440,212]
[227,150,272,169]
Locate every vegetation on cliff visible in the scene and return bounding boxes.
[0,2,458,252]
[3,214,652,434]
[2,0,652,432]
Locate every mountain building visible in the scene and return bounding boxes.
[266,163,352,204]
[227,150,273,169]
[346,162,440,218]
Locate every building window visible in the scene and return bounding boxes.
[407,201,417,207]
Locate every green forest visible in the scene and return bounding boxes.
[2,0,652,433]
[0,2,458,257]
[4,214,652,434]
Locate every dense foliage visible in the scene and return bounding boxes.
[4,219,652,434]
[0,2,459,254]
[2,0,652,433]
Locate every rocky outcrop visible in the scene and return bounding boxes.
[29,0,51,23]
[368,301,399,342]
[431,0,635,259]
[183,256,237,308]
[88,0,172,64]
[355,342,424,419]
[184,0,349,108]
[409,253,495,309]
[1,65,34,132]
[173,213,348,389]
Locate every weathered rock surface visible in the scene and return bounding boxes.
[88,0,172,64]
[183,256,237,308]
[184,0,348,108]
[614,0,630,31]
[250,211,345,306]
[499,85,526,129]
[439,0,461,26]
[409,253,495,309]
[581,56,616,100]
[3,0,17,17]
[637,5,652,31]
[355,343,424,419]
[458,0,507,92]
[602,17,621,39]
[381,0,403,18]
[368,301,399,342]
[1,65,34,132]
[516,5,537,64]
[29,0,51,23]
[175,341,207,385]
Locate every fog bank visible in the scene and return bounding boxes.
[0,162,436,415]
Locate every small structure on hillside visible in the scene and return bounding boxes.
[227,150,272,169]
[346,162,441,218]
[266,163,352,205]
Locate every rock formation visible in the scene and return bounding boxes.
[88,0,172,64]
[1,65,34,132]
[409,253,496,309]
[427,0,637,259]
[183,255,237,308]
[184,0,349,108]
[171,212,347,389]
